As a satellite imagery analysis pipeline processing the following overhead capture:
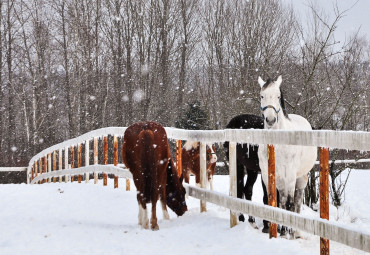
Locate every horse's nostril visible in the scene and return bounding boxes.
[266,117,276,125]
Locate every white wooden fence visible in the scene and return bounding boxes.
[26,127,370,253]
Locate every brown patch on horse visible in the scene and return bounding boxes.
[122,121,187,230]
[182,141,217,189]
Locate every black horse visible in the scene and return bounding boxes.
[224,114,276,233]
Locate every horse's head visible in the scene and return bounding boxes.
[258,75,284,129]
[166,158,187,216]
[206,144,217,164]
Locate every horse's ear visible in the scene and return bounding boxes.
[276,75,282,87]
[258,76,265,88]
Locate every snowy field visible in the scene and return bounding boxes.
[0,170,369,255]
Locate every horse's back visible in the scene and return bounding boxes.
[123,121,169,202]
[287,114,313,130]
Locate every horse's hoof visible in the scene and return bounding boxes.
[249,222,258,229]
[262,226,269,233]
[151,224,159,231]
[280,226,288,237]
[238,214,245,222]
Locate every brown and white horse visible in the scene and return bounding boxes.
[122,121,187,230]
[182,141,217,190]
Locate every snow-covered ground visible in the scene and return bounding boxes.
[0,170,369,255]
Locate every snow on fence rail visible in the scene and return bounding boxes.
[0,167,27,172]
[26,127,370,254]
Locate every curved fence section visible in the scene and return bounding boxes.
[26,126,370,254]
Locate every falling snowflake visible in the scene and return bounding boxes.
[133,90,144,103]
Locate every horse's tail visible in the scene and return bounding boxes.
[138,129,156,203]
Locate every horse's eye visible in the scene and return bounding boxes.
[261,95,264,99]
[278,96,281,99]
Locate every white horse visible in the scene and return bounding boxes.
[257,75,317,238]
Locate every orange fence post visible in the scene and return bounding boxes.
[35,160,38,183]
[31,163,35,181]
[268,144,277,238]
[37,159,41,184]
[53,151,57,183]
[319,147,330,255]
[78,143,82,183]
[176,140,182,177]
[71,146,75,182]
[85,140,90,183]
[59,148,63,183]
[114,136,119,188]
[43,156,47,184]
[94,138,98,184]
[103,136,108,186]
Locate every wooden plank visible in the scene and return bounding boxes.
[64,147,68,183]
[0,167,27,172]
[184,185,370,253]
[94,137,98,184]
[320,147,330,255]
[228,142,237,228]
[85,140,90,183]
[59,148,63,183]
[78,144,82,183]
[48,154,51,183]
[71,146,75,182]
[268,144,277,238]
[35,161,38,184]
[103,136,108,186]
[53,151,57,183]
[200,142,207,212]
[43,156,47,184]
[176,140,182,177]
[113,135,118,188]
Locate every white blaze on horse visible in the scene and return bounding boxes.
[257,75,317,238]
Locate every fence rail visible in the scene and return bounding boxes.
[26,126,370,254]
[0,167,27,172]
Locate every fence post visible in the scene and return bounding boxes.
[78,143,82,183]
[43,156,47,184]
[200,142,207,212]
[113,135,118,188]
[53,151,57,183]
[229,142,238,228]
[103,136,108,186]
[35,160,38,184]
[71,146,75,182]
[38,158,42,184]
[176,140,182,177]
[64,147,68,183]
[31,162,35,182]
[59,148,63,183]
[47,154,51,183]
[94,137,98,184]
[268,144,277,238]
[85,140,90,183]
[319,147,329,255]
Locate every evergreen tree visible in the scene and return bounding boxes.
[175,101,210,130]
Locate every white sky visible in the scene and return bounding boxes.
[282,0,370,44]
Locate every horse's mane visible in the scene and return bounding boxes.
[280,89,289,119]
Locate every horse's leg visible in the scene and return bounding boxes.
[150,198,159,231]
[290,175,308,239]
[138,200,149,229]
[160,189,170,220]
[244,169,258,228]
[261,179,270,233]
[236,162,246,222]
[279,188,295,238]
